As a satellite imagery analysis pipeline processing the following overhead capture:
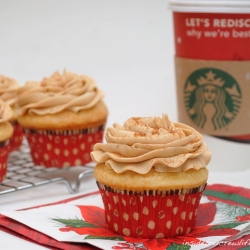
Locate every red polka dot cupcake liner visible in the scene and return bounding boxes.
[23,125,105,168]
[10,123,24,152]
[97,182,206,239]
[0,140,11,182]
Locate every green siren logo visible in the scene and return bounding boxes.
[184,68,241,131]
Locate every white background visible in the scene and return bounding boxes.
[0,1,250,249]
[1,0,175,125]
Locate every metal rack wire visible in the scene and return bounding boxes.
[0,140,94,196]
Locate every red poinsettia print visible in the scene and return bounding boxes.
[55,205,206,249]
[236,214,250,222]
[53,202,246,250]
[196,202,217,226]
[117,223,242,250]
[120,235,205,250]
[57,205,119,238]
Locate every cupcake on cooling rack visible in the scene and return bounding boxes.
[0,74,24,151]
[0,99,13,182]
[16,70,108,168]
[91,114,212,238]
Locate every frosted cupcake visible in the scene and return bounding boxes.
[16,70,108,168]
[91,114,211,238]
[0,75,23,151]
[0,99,13,182]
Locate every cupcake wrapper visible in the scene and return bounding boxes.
[23,126,105,168]
[10,123,24,152]
[97,182,206,238]
[0,143,11,182]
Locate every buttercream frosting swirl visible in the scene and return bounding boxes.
[0,99,12,123]
[0,75,18,107]
[17,70,105,115]
[91,114,212,173]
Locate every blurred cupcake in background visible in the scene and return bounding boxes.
[16,70,108,168]
[0,99,13,182]
[0,75,24,151]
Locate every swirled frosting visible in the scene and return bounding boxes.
[91,114,212,173]
[0,75,18,107]
[0,99,12,123]
[16,70,105,115]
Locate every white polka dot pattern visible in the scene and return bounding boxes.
[98,184,204,238]
[133,212,139,220]
[9,124,24,152]
[24,129,104,168]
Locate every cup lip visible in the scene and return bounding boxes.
[169,0,250,13]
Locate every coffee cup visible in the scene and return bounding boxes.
[169,0,250,143]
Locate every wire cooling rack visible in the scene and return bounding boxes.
[0,140,94,196]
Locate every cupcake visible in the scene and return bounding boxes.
[0,74,24,151]
[16,70,108,168]
[0,99,13,182]
[91,114,212,238]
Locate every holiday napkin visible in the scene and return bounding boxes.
[1,184,250,250]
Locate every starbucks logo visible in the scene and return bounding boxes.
[184,68,241,131]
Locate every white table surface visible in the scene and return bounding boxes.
[0,0,250,249]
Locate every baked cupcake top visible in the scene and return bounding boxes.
[0,99,13,141]
[91,114,212,174]
[16,70,105,116]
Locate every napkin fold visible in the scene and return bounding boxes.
[1,184,250,250]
